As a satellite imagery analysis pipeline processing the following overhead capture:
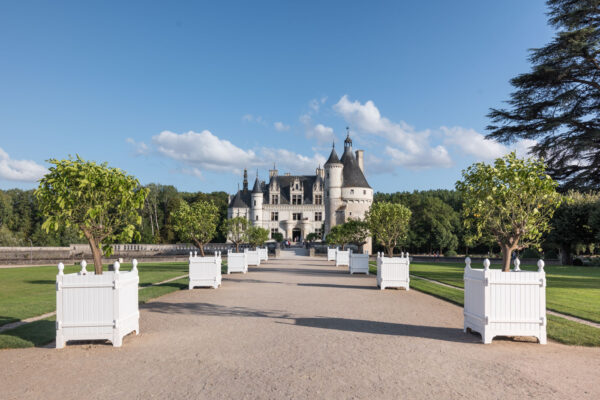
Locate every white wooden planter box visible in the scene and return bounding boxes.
[189,251,222,289]
[257,247,268,262]
[464,257,547,344]
[376,252,410,290]
[227,251,248,274]
[349,250,369,275]
[327,247,338,261]
[335,249,349,267]
[56,260,139,348]
[245,249,261,266]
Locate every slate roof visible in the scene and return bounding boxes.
[324,147,341,165]
[229,189,252,208]
[340,146,371,189]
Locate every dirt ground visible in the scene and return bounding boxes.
[1,251,599,399]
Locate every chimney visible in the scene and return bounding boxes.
[269,164,278,179]
[243,169,248,191]
[355,150,364,173]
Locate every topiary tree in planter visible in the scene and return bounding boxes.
[36,156,148,274]
[326,225,346,249]
[171,200,219,257]
[366,201,412,257]
[342,219,370,253]
[456,152,562,272]
[272,231,284,243]
[246,226,269,249]
[223,216,249,252]
[305,232,319,243]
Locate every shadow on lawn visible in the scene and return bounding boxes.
[0,319,55,349]
[143,302,477,343]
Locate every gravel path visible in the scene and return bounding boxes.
[1,253,599,399]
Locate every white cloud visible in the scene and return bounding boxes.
[308,97,327,113]
[300,114,336,145]
[0,148,47,182]
[152,130,325,176]
[334,95,450,169]
[153,130,257,173]
[242,114,266,125]
[126,138,150,155]
[273,121,290,132]
[441,126,537,161]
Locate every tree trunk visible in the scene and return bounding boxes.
[82,228,103,274]
[387,246,394,258]
[559,244,572,265]
[194,239,205,257]
[235,242,239,252]
[501,244,514,272]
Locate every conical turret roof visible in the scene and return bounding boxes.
[325,146,342,165]
[252,176,262,193]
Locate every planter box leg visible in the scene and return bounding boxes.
[56,332,65,349]
[113,331,123,347]
[539,331,547,345]
[483,331,493,344]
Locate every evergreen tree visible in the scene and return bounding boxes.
[487,0,600,190]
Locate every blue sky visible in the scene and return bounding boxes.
[0,0,554,193]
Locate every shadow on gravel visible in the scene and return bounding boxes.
[143,302,477,344]
[253,267,346,277]
[287,317,478,343]
[297,283,375,290]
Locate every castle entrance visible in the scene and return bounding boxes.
[292,228,301,242]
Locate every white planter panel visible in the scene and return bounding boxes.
[463,258,547,344]
[257,247,268,262]
[227,251,248,274]
[189,251,222,289]
[327,247,337,261]
[245,249,261,266]
[349,251,369,275]
[335,249,349,267]
[376,252,410,290]
[56,260,139,348]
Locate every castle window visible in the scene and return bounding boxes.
[314,194,322,205]
[350,189,354,195]
[271,212,278,221]
[315,227,323,238]
[270,228,279,238]
[326,172,329,178]
[363,190,366,195]
[255,215,259,221]
[292,194,302,205]
[315,212,322,222]
[271,195,279,204]
[293,213,302,221]
[254,200,256,206]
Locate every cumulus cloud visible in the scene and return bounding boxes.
[126,138,150,155]
[441,126,536,161]
[273,121,290,132]
[300,114,336,145]
[308,96,327,113]
[153,130,257,173]
[152,130,325,176]
[334,95,450,169]
[242,114,266,125]
[0,147,47,182]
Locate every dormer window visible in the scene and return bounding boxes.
[271,194,279,204]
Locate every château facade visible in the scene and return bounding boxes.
[227,131,373,250]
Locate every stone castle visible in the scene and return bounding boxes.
[227,131,373,251]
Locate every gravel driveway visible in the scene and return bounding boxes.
[1,252,599,399]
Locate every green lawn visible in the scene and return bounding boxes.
[369,261,600,324]
[0,262,189,327]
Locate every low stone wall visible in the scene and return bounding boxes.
[0,243,277,265]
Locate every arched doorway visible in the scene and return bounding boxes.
[292,228,301,242]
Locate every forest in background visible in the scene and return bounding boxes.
[1,185,599,263]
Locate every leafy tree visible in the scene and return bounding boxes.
[340,219,370,252]
[272,231,284,243]
[171,200,219,257]
[325,225,346,249]
[246,226,269,248]
[546,191,600,264]
[306,232,319,242]
[367,201,412,257]
[223,216,248,252]
[487,0,600,190]
[456,152,562,271]
[35,157,148,274]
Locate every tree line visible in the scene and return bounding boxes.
[2,181,600,264]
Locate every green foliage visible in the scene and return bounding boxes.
[326,225,345,247]
[366,201,411,256]
[35,156,148,273]
[306,232,319,242]
[246,226,269,247]
[222,216,249,251]
[171,200,219,256]
[546,191,600,264]
[487,0,600,190]
[456,152,562,271]
[326,220,369,250]
[272,232,284,242]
